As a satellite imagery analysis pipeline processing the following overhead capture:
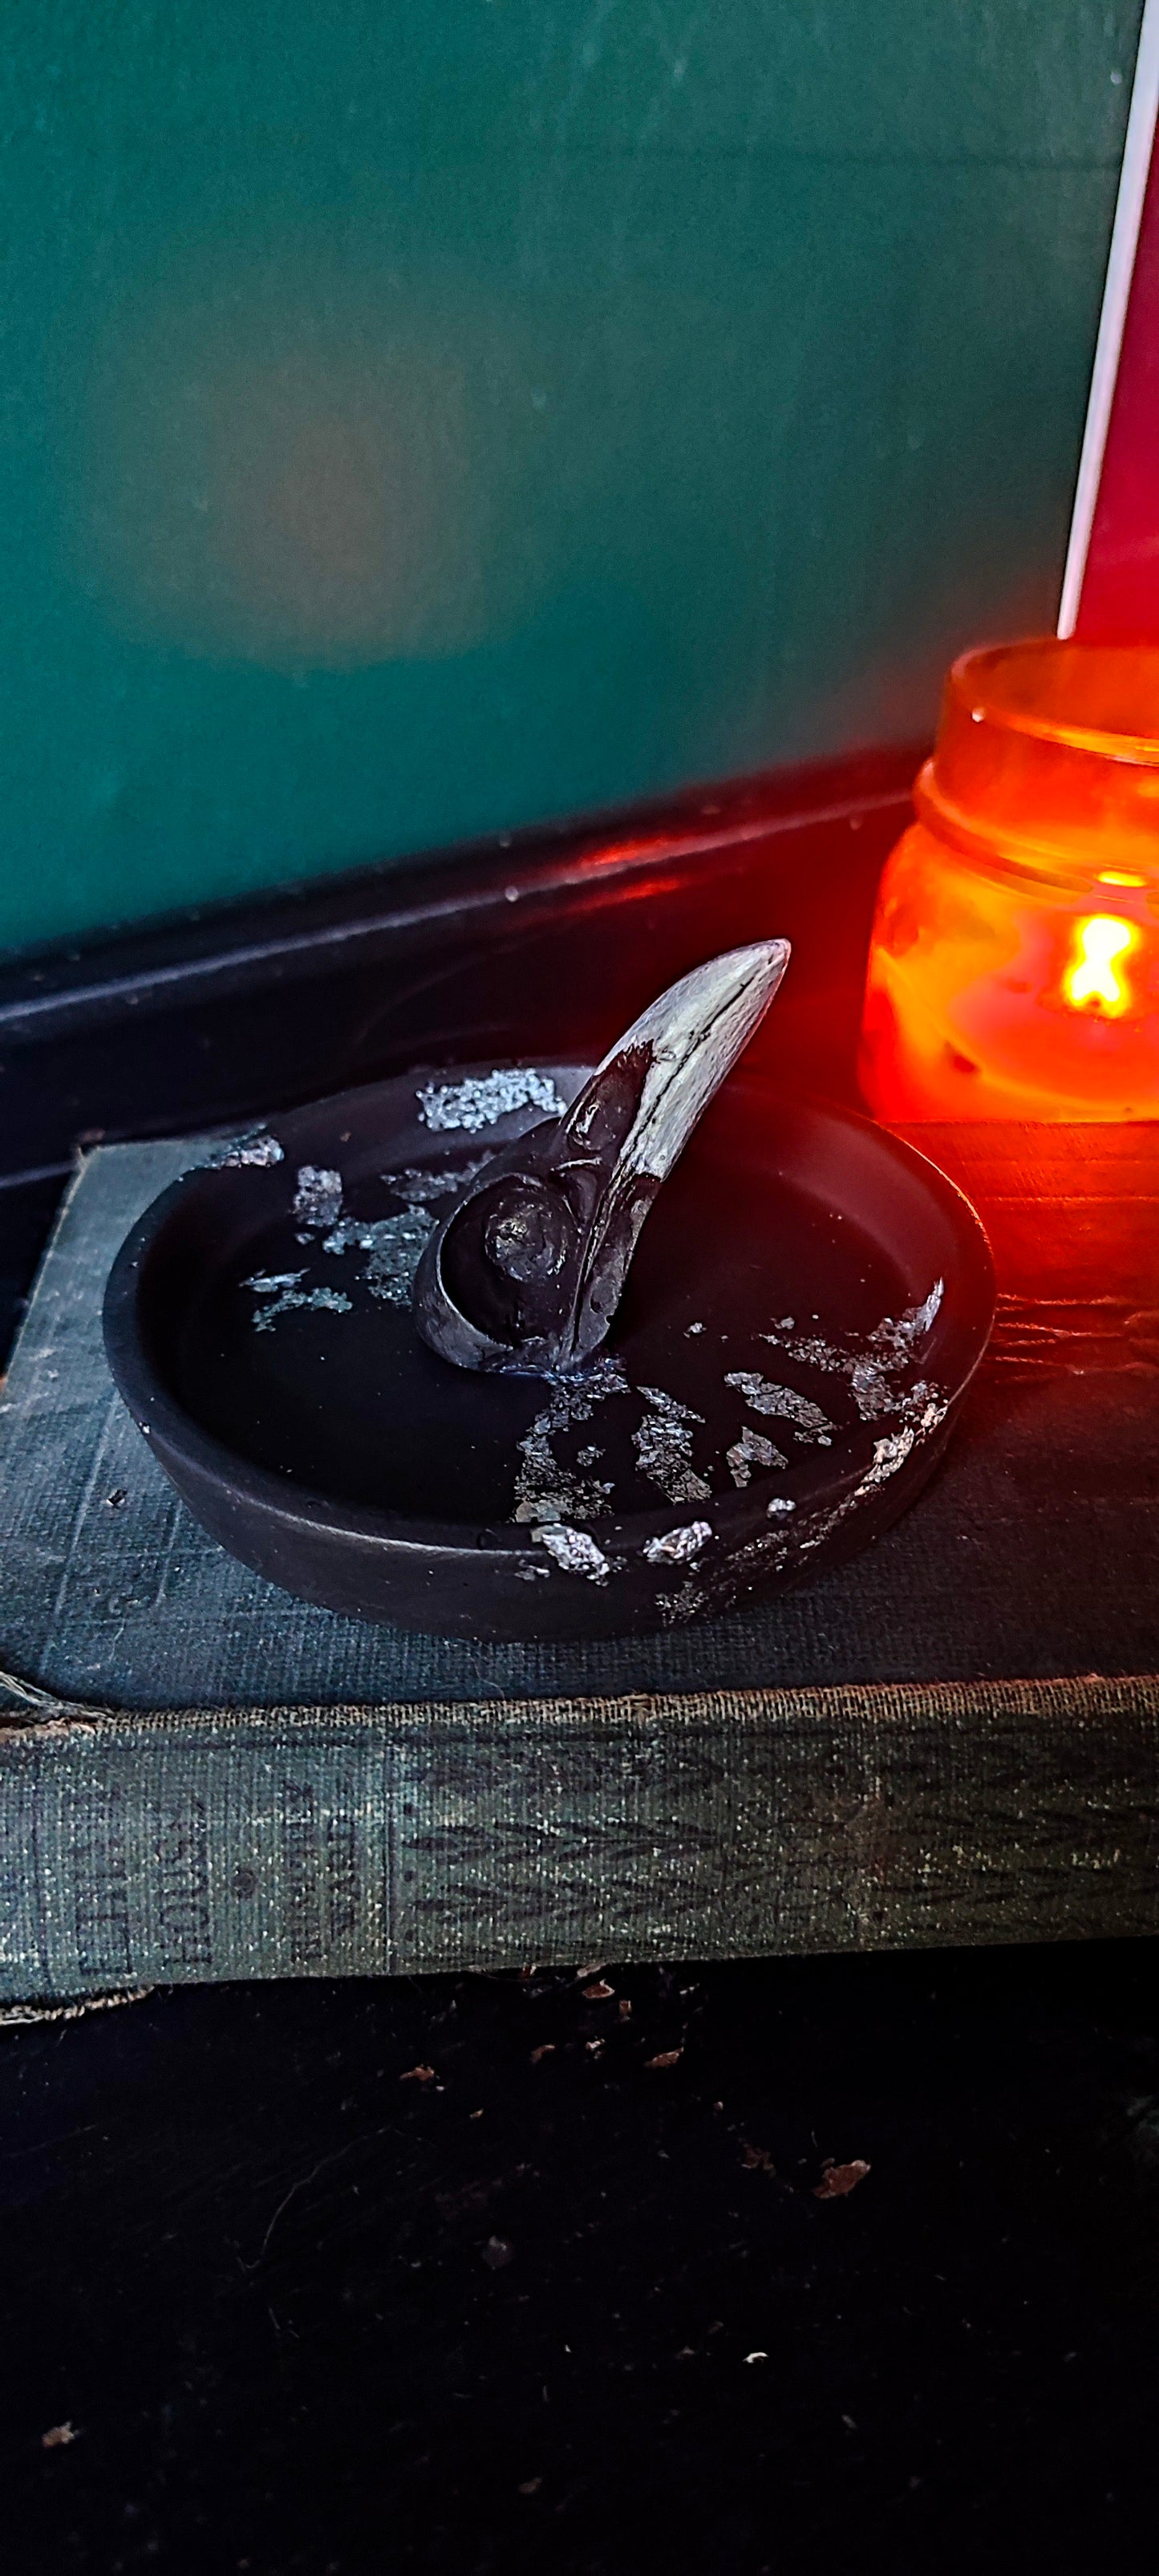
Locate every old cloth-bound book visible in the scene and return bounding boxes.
[0,1130,1157,2003]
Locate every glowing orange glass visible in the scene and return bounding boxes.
[859,639,1159,1120]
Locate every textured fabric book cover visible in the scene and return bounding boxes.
[0,1130,1156,2002]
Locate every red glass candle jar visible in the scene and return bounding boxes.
[859,639,1159,1120]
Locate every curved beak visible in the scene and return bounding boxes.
[411,939,791,1375]
[563,938,791,1185]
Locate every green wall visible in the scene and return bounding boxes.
[0,2,1141,953]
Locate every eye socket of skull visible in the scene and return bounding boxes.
[483,1182,573,1284]
[438,1174,578,1345]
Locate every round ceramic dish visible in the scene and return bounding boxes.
[103,1062,995,1640]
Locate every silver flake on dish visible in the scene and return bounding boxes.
[634,1386,712,1503]
[533,1522,612,1582]
[513,1356,630,1524]
[796,1387,950,1559]
[655,1579,712,1626]
[759,1282,945,1421]
[643,1519,712,1566]
[725,1424,788,1487]
[205,1127,285,1169]
[293,1165,343,1230]
[245,1271,304,1295]
[245,1273,353,1331]
[855,1390,949,1492]
[415,1069,565,1133]
[322,1208,435,1305]
[724,1371,833,1443]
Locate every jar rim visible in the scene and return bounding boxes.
[926,638,1159,885]
[949,638,1159,769]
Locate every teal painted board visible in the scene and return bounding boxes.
[0,2,1141,953]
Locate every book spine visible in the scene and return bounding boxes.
[1,1679,1157,2002]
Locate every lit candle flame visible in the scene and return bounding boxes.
[1064,915,1137,1015]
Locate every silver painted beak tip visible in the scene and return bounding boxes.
[577,934,793,1198]
[711,935,792,1009]
[608,935,792,1075]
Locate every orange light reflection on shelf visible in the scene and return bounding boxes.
[1063,914,1137,1016]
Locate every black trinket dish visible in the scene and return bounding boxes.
[103,949,994,1640]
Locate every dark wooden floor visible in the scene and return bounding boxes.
[2,751,1156,2573]
[6,1948,1158,2574]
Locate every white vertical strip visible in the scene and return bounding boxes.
[1057,0,1159,635]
